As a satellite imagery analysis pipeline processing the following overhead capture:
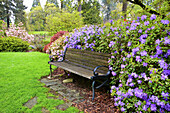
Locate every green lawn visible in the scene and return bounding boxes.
[0,52,79,113]
[28,31,49,35]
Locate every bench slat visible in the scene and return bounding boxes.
[49,61,96,79]
[65,48,111,73]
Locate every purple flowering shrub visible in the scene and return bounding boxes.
[50,14,169,112]
[109,14,170,112]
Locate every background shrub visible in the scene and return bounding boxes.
[45,10,83,33]
[0,36,29,52]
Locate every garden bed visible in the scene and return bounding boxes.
[43,68,121,113]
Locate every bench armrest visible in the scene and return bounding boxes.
[93,65,111,77]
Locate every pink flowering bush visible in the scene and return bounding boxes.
[5,22,34,43]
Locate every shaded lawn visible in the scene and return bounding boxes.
[0,52,79,113]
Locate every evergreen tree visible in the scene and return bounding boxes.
[31,0,41,10]
[14,0,27,25]
[0,0,26,28]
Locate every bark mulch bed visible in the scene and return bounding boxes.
[43,68,121,113]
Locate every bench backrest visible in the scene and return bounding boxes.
[65,48,111,74]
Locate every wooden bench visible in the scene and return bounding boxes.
[48,47,112,100]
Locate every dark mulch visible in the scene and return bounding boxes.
[44,68,120,113]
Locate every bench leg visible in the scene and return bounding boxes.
[92,81,95,101]
[48,64,52,79]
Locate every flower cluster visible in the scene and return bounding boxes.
[109,14,170,112]
[5,22,34,43]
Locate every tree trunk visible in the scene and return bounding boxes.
[122,0,128,19]
[61,0,63,9]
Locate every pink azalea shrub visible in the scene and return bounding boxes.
[5,22,34,43]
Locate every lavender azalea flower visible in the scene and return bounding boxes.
[150,14,156,20]
[140,50,147,56]
[151,104,157,112]
[155,39,161,45]
[164,36,170,44]
[143,62,148,67]
[121,107,125,112]
[144,21,149,26]
[138,29,142,33]
[127,41,132,47]
[137,80,142,84]
[151,26,155,29]
[143,105,148,111]
[161,20,169,25]
[161,91,169,98]
[161,74,168,80]
[112,71,117,76]
[141,15,147,21]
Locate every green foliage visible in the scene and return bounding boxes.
[27,5,45,31]
[0,52,80,112]
[46,10,83,33]
[0,36,29,52]
[81,1,102,25]
[0,20,6,37]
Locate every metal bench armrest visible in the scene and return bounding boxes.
[93,65,111,77]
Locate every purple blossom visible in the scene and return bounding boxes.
[127,54,131,58]
[137,80,142,84]
[156,49,163,55]
[127,78,133,83]
[110,19,113,24]
[161,74,168,80]
[164,36,170,44]
[140,50,147,56]
[131,72,138,78]
[117,91,122,95]
[150,14,156,20]
[161,20,169,25]
[138,29,142,33]
[121,64,126,69]
[121,107,125,112]
[155,39,161,45]
[109,41,115,47]
[143,105,148,111]
[163,70,170,75]
[151,26,155,29]
[130,26,136,30]
[161,91,169,98]
[137,101,141,106]
[115,32,119,36]
[144,21,149,26]
[114,102,118,106]
[143,62,148,67]
[112,71,117,76]
[129,83,134,87]
[123,57,126,61]
[136,56,142,62]
[151,104,157,112]
[127,41,132,47]
[141,15,147,21]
